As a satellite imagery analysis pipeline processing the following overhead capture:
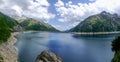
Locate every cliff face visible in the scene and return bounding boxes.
[0,33,19,62]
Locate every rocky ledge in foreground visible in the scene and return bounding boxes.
[0,33,19,62]
[35,51,62,62]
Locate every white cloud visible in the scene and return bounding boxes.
[0,0,55,22]
[23,0,55,22]
[34,0,50,6]
[11,5,23,17]
[55,0,64,7]
[1,0,120,31]
[54,0,120,30]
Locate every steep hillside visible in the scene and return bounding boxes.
[70,11,120,32]
[20,18,58,31]
[0,12,19,43]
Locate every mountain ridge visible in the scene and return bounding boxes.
[70,11,120,32]
[19,18,58,31]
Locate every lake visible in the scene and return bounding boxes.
[15,32,119,62]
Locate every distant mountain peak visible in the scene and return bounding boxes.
[100,11,111,16]
[70,12,120,32]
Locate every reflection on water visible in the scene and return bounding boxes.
[15,32,118,62]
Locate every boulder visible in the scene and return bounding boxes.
[35,51,62,62]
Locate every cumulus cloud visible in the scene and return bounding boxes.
[54,0,120,30]
[11,5,23,17]
[54,0,64,7]
[0,0,55,22]
[55,0,120,22]
[1,0,120,31]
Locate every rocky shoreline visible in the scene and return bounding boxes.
[0,32,63,62]
[0,32,20,62]
[72,31,120,35]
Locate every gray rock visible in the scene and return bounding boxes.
[35,51,62,62]
[0,33,19,62]
[13,25,23,32]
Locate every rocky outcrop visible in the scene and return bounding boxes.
[35,51,62,62]
[13,25,23,32]
[0,33,19,62]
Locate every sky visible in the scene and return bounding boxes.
[0,0,120,31]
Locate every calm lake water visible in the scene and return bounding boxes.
[15,32,119,62]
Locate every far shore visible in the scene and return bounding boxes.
[71,31,120,35]
[14,31,120,35]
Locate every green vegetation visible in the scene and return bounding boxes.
[0,12,18,44]
[70,11,120,32]
[112,36,120,53]
[112,51,120,62]
[0,12,58,44]
[20,18,58,31]
[112,36,120,62]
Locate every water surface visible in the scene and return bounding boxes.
[15,32,118,62]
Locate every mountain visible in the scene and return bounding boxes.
[70,11,120,32]
[0,11,58,43]
[19,18,58,31]
[0,12,19,43]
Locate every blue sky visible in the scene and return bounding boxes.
[47,0,95,15]
[48,0,96,30]
[0,0,120,31]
